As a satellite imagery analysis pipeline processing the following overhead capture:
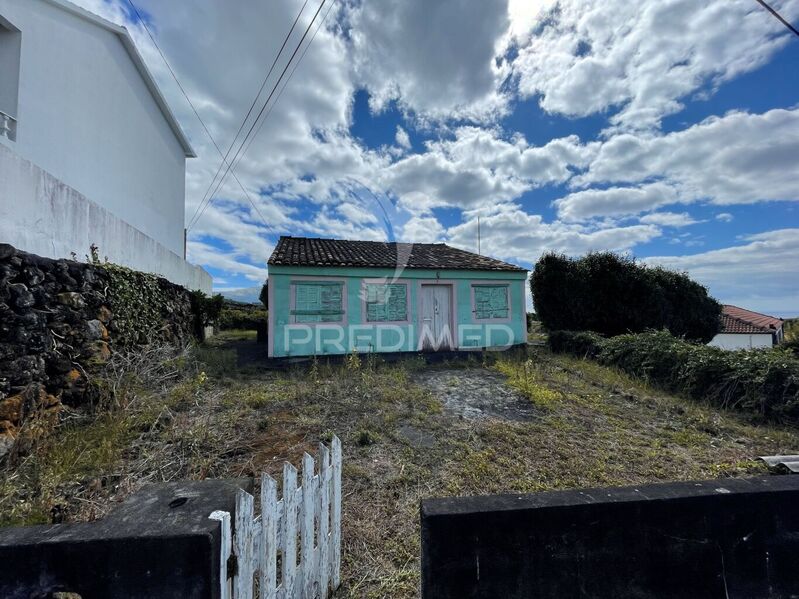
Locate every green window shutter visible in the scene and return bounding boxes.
[292,282,344,322]
[474,285,509,319]
[365,283,407,322]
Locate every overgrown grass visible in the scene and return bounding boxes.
[0,344,211,526]
[549,330,799,422]
[4,340,799,598]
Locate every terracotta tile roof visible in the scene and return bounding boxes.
[719,305,783,334]
[268,236,526,272]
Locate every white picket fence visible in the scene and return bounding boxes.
[210,436,342,599]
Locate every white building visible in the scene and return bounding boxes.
[708,305,784,350]
[0,0,211,292]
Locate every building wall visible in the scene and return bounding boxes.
[268,265,528,358]
[0,0,187,256]
[708,333,773,350]
[0,144,210,292]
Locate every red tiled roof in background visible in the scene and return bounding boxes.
[268,236,527,272]
[719,305,783,334]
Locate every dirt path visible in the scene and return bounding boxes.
[412,367,540,421]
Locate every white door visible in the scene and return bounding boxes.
[420,285,453,351]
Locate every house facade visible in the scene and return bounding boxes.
[0,0,211,292]
[267,237,528,358]
[708,305,784,350]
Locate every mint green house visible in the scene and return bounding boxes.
[267,237,528,358]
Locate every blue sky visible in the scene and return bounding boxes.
[81,0,799,314]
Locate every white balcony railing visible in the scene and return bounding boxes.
[0,111,17,142]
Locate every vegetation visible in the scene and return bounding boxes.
[531,252,722,342]
[549,329,799,422]
[190,290,225,337]
[218,302,267,331]
[104,263,188,346]
[260,281,269,310]
[4,332,799,597]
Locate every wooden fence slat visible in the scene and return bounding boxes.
[217,437,341,599]
[235,489,256,599]
[331,436,342,589]
[261,474,278,599]
[318,443,330,595]
[301,453,315,598]
[210,510,232,599]
[283,462,298,599]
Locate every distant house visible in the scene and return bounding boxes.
[266,236,528,358]
[0,0,211,292]
[708,305,784,350]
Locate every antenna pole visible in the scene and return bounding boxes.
[477,216,481,255]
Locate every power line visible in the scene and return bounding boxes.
[123,0,278,236]
[187,0,310,229]
[236,0,338,167]
[753,0,799,37]
[189,0,330,231]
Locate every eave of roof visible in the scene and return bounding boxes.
[41,0,196,158]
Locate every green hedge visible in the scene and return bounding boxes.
[218,307,267,331]
[548,330,799,422]
[531,252,722,342]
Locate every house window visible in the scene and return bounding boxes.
[473,284,509,319]
[0,17,21,142]
[365,283,407,322]
[291,281,344,323]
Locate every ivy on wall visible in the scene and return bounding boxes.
[102,263,191,346]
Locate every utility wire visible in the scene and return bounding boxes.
[187,0,310,229]
[236,0,338,167]
[123,0,278,235]
[753,0,799,37]
[190,0,330,231]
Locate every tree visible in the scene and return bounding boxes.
[530,252,721,342]
[259,281,268,310]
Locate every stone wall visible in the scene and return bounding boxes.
[0,243,196,459]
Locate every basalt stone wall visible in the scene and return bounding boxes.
[0,243,195,460]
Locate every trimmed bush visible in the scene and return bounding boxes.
[548,329,799,422]
[531,252,721,342]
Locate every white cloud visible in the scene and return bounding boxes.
[715,212,734,222]
[347,0,511,121]
[395,126,411,150]
[576,107,799,208]
[401,216,446,243]
[446,205,661,264]
[383,128,596,211]
[187,240,269,282]
[555,182,680,221]
[646,229,799,315]
[639,212,700,227]
[512,0,798,130]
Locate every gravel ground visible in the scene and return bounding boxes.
[412,367,541,421]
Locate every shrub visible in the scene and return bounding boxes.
[218,307,267,331]
[548,330,799,422]
[531,252,721,342]
[547,330,604,358]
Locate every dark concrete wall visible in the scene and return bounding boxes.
[421,476,799,599]
[0,478,250,599]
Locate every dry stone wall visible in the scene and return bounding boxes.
[0,243,196,459]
